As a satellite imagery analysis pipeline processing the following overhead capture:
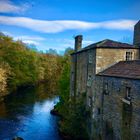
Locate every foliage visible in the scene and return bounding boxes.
[0,32,88,139]
[46,48,58,55]
[59,98,89,140]
[55,49,89,140]
[0,62,11,95]
[0,33,62,94]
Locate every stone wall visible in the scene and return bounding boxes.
[96,48,139,74]
[70,47,140,139]
[96,76,140,140]
[134,21,140,46]
[70,47,139,99]
[76,51,88,95]
[70,49,97,97]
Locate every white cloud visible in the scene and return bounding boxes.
[0,31,45,45]
[14,35,46,46]
[44,38,93,50]
[0,31,12,36]
[0,16,137,33]
[83,40,93,45]
[0,0,29,13]
[55,39,93,48]
[22,40,39,45]
[100,20,137,30]
[14,35,45,41]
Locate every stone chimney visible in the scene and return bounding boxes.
[74,35,83,52]
[133,20,140,46]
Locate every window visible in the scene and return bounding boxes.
[87,75,92,87]
[122,87,131,105]
[98,108,101,115]
[126,52,133,61]
[126,87,131,100]
[88,53,92,63]
[88,96,92,107]
[103,82,109,95]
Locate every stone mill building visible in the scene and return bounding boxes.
[70,20,140,140]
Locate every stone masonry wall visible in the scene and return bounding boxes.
[96,76,140,140]
[134,21,140,46]
[70,47,140,139]
[96,48,139,74]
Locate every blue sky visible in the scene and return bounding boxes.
[0,0,140,53]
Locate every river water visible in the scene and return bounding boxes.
[0,84,61,140]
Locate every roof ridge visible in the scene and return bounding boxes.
[72,39,137,55]
[97,60,140,80]
[89,39,133,47]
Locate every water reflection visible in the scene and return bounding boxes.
[0,84,61,140]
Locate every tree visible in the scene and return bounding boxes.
[54,48,89,139]
[0,32,63,93]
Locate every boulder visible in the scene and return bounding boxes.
[12,137,24,140]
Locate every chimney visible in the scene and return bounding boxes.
[133,20,140,46]
[74,35,83,52]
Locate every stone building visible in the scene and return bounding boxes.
[70,20,140,140]
[134,20,140,46]
[97,60,140,140]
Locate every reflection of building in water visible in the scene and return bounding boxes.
[70,20,140,139]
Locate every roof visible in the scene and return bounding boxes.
[98,60,140,80]
[72,39,138,55]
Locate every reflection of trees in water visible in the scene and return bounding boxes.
[0,101,7,118]
[0,82,59,140]
[35,83,58,101]
[0,83,57,121]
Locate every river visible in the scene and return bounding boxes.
[0,84,61,140]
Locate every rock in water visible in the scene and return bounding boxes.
[12,137,24,140]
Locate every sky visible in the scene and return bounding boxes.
[0,0,140,53]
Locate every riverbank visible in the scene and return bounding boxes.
[51,107,73,140]
[0,84,35,103]
[51,100,89,140]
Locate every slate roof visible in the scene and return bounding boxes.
[72,39,138,54]
[98,60,140,80]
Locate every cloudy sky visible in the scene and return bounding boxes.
[0,0,139,53]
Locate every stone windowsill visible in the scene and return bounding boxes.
[122,98,131,105]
